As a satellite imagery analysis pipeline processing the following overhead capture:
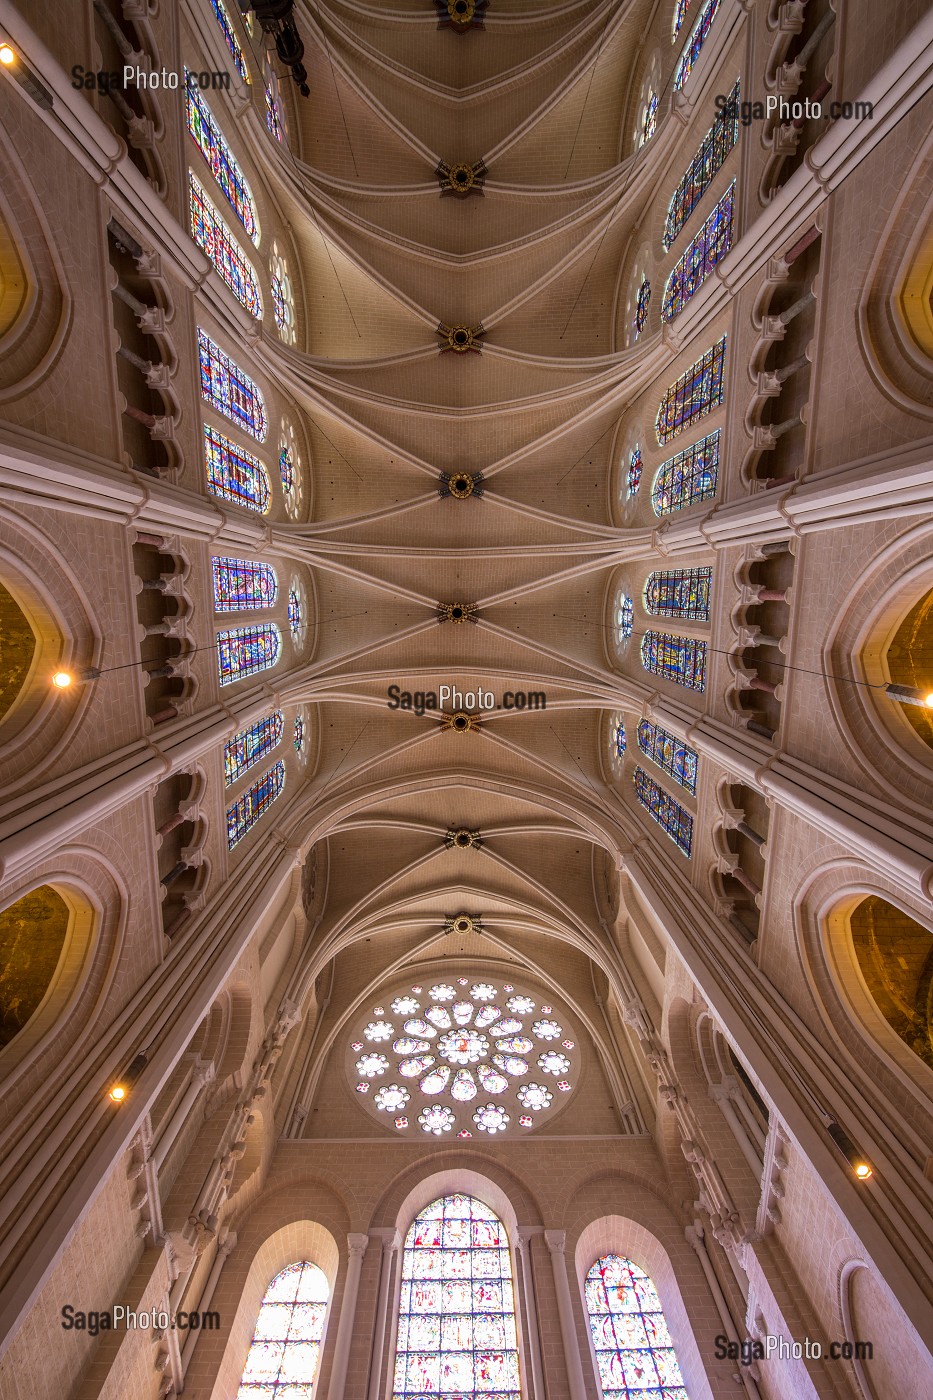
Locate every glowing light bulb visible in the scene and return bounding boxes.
[108,1084,127,1103]
[52,671,73,689]
[0,45,15,65]
[854,1162,872,1181]
[924,693,933,709]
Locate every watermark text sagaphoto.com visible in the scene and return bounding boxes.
[715,92,874,125]
[61,1305,220,1336]
[715,1334,874,1365]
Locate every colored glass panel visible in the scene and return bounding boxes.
[637,720,698,794]
[189,172,261,317]
[634,768,693,856]
[662,182,735,321]
[198,328,267,440]
[642,92,659,144]
[185,71,259,244]
[227,759,285,848]
[641,632,707,691]
[617,594,634,641]
[672,0,692,37]
[644,567,712,621]
[238,1261,328,1395]
[674,0,723,90]
[664,79,739,248]
[614,717,626,760]
[287,588,302,638]
[584,1254,688,1397]
[294,713,305,754]
[212,556,278,612]
[272,274,290,332]
[209,0,248,81]
[633,279,651,339]
[651,429,720,516]
[266,79,284,142]
[224,711,284,786]
[627,446,643,499]
[217,624,281,685]
[655,337,725,444]
[204,424,271,512]
[392,1194,521,1399]
[279,446,295,494]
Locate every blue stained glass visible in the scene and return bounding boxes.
[189,172,262,317]
[227,759,285,848]
[585,1254,689,1395]
[279,446,295,494]
[642,92,659,144]
[217,624,281,685]
[644,567,712,621]
[675,0,723,90]
[294,713,305,754]
[627,446,643,499]
[652,430,720,516]
[633,769,694,856]
[641,632,707,691]
[204,424,271,512]
[185,71,259,245]
[209,0,248,81]
[266,74,285,142]
[614,718,626,760]
[664,79,739,248]
[672,0,692,37]
[633,279,651,339]
[288,588,302,638]
[224,711,284,785]
[637,719,698,794]
[617,593,634,641]
[212,556,278,612]
[655,337,726,444]
[198,329,267,441]
[662,182,735,321]
[393,1194,521,1399]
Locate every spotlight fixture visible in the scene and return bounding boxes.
[0,38,54,108]
[885,682,933,709]
[51,667,102,690]
[437,323,485,354]
[436,159,487,198]
[106,1051,149,1105]
[437,601,479,624]
[445,827,483,850]
[0,43,15,64]
[239,1,310,95]
[827,1121,873,1182]
[444,709,478,733]
[439,471,484,500]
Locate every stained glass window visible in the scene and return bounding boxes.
[644,567,712,621]
[392,1194,521,1400]
[626,447,643,499]
[294,713,305,754]
[674,0,723,90]
[664,79,739,248]
[198,329,267,441]
[224,711,284,785]
[185,71,260,245]
[617,593,634,641]
[209,0,248,82]
[265,64,285,142]
[634,768,694,856]
[641,92,659,145]
[655,337,725,445]
[662,182,735,322]
[585,1254,688,1398]
[637,720,698,794]
[212,556,278,612]
[633,279,651,339]
[204,424,271,513]
[672,0,692,38]
[279,446,295,495]
[189,173,262,317]
[270,245,296,344]
[217,624,281,685]
[227,759,285,848]
[641,632,707,691]
[288,588,302,639]
[614,717,626,760]
[652,430,720,516]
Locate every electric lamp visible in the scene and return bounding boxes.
[853,1161,873,1181]
[51,670,73,689]
[0,44,16,65]
[108,1084,128,1104]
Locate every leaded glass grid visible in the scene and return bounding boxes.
[662,182,735,322]
[224,711,284,786]
[265,69,285,142]
[185,72,259,244]
[584,1254,688,1398]
[189,173,261,317]
[288,587,302,639]
[198,329,267,441]
[212,556,278,612]
[227,759,285,848]
[204,424,271,513]
[626,447,643,499]
[664,79,739,248]
[614,717,627,760]
[672,0,692,38]
[217,624,281,685]
[617,593,634,641]
[643,567,712,621]
[655,338,725,445]
[633,768,694,856]
[271,246,296,343]
[633,279,651,339]
[294,713,305,754]
[651,431,719,516]
[641,632,707,691]
[279,446,295,494]
[674,0,723,90]
[637,720,698,794]
[209,0,248,82]
[393,1194,521,1400]
[641,92,659,144]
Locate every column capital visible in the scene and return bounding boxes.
[347,1232,370,1258]
[544,1229,566,1256]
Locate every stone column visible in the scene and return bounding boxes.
[328,1233,369,1400]
[516,1228,545,1400]
[366,1231,400,1400]
[153,1061,214,1169]
[544,1230,587,1400]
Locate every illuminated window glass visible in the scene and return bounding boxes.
[641,632,707,691]
[294,713,305,754]
[672,0,692,38]
[637,719,698,794]
[652,430,719,516]
[633,279,651,339]
[617,593,634,641]
[614,717,627,760]
[279,446,295,495]
[392,1194,521,1399]
[641,91,659,144]
[674,0,723,90]
[655,337,725,445]
[584,1254,689,1397]
[664,79,739,248]
[209,0,248,82]
[212,556,278,612]
[288,587,302,639]
[217,624,281,685]
[644,567,712,621]
[198,329,267,441]
[224,711,284,785]
[185,71,259,244]
[204,424,271,512]
[227,759,285,848]
[634,768,694,856]
[270,246,296,343]
[189,172,261,317]
[626,446,643,499]
[662,182,735,322]
[265,62,286,142]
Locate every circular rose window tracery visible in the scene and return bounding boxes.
[347,976,578,1138]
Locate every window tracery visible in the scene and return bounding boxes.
[279,423,304,517]
[226,759,285,847]
[224,711,284,785]
[208,0,248,82]
[204,424,271,513]
[664,81,739,248]
[265,61,286,143]
[626,447,643,500]
[637,720,698,794]
[641,92,659,145]
[185,72,260,244]
[216,624,281,685]
[616,593,635,642]
[634,768,694,856]
[651,431,720,516]
[198,329,267,441]
[212,557,278,612]
[674,0,723,90]
[641,632,707,691]
[270,245,296,343]
[188,173,262,317]
[662,182,735,322]
[655,338,726,444]
[672,0,692,39]
[643,567,712,621]
[237,1260,329,1394]
[584,1254,688,1398]
[633,278,651,340]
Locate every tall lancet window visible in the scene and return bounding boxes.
[392,1194,521,1399]
[237,1261,329,1394]
[584,1254,688,1398]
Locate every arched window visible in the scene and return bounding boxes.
[652,431,719,516]
[212,557,278,612]
[224,711,284,784]
[633,279,651,340]
[850,896,933,1072]
[886,588,933,751]
[271,245,296,343]
[655,338,726,444]
[0,886,71,1049]
[584,1254,688,1397]
[613,716,627,761]
[198,329,267,441]
[237,1260,329,1394]
[674,0,723,89]
[662,182,735,322]
[0,582,37,725]
[634,768,693,855]
[265,61,286,143]
[641,632,707,691]
[672,0,692,39]
[637,720,698,793]
[664,81,739,248]
[204,424,271,513]
[293,712,306,755]
[287,587,303,639]
[644,567,712,621]
[392,1194,521,1398]
[641,92,659,145]
[216,624,281,685]
[208,0,248,81]
[617,593,634,642]
[185,72,259,243]
[626,447,643,499]
[188,173,262,317]
[227,759,286,847]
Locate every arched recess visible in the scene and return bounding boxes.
[840,1259,933,1400]
[843,895,933,1076]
